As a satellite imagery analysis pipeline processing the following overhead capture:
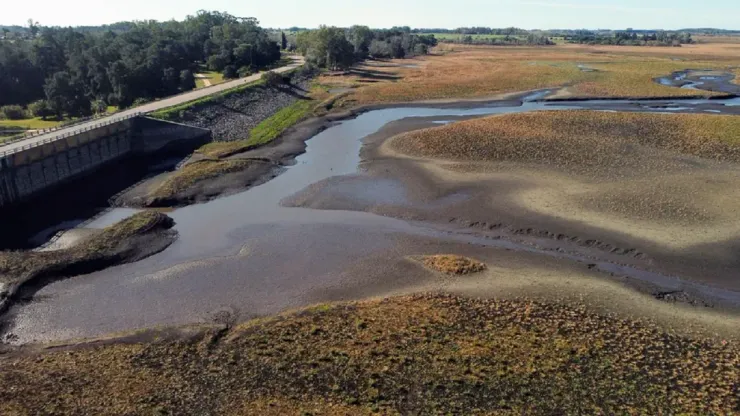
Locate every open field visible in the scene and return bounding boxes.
[319,43,740,105]
[0,117,61,130]
[0,294,736,415]
[695,34,740,44]
[392,110,740,169]
[195,71,225,88]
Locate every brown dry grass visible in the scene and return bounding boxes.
[420,254,487,275]
[0,294,736,415]
[391,110,740,176]
[150,159,252,200]
[321,44,740,105]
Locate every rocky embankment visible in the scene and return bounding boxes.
[174,71,317,141]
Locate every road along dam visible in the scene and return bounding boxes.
[0,116,210,208]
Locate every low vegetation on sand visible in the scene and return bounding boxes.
[391,110,740,176]
[1,294,736,414]
[148,160,253,201]
[419,254,486,275]
[324,44,740,105]
[0,212,175,310]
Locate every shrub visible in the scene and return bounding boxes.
[91,99,107,115]
[369,39,391,58]
[223,65,238,80]
[180,69,196,91]
[261,71,284,87]
[237,66,253,78]
[207,55,227,72]
[28,100,52,119]
[0,105,27,120]
[132,97,151,107]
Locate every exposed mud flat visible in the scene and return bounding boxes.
[654,69,740,95]
[5,96,740,346]
[286,109,740,297]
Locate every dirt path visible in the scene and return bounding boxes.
[195,74,213,87]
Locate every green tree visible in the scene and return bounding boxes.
[91,99,107,115]
[179,69,195,91]
[28,99,52,119]
[0,105,27,120]
[281,31,288,50]
[223,65,237,79]
[296,26,355,70]
[43,71,74,119]
[348,25,373,58]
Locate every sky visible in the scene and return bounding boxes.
[3,0,740,30]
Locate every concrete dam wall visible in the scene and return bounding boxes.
[0,117,210,208]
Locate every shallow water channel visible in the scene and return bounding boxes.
[5,95,740,344]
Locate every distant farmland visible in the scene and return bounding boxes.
[431,33,566,44]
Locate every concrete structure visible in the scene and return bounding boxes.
[0,56,303,157]
[0,57,304,208]
[0,117,210,208]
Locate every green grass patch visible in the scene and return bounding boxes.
[0,117,61,130]
[197,97,315,158]
[248,98,314,146]
[195,71,225,88]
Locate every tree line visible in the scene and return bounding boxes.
[0,11,281,120]
[441,34,554,46]
[295,26,437,70]
[564,30,692,46]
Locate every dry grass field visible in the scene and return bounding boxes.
[321,43,740,105]
[387,110,740,251]
[392,110,740,171]
[1,294,736,415]
[148,159,253,200]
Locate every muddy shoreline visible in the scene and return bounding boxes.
[0,214,177,329]
[116,92,740,208]
[284,108,740,308]
[4,92,740,346]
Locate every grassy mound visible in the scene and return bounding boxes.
[0,211,173,287]
[1,294,736,415]
[149,159,253,200]
[420,254,487,275]
[391,110,740,175]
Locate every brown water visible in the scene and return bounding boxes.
[5,97,740,345]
